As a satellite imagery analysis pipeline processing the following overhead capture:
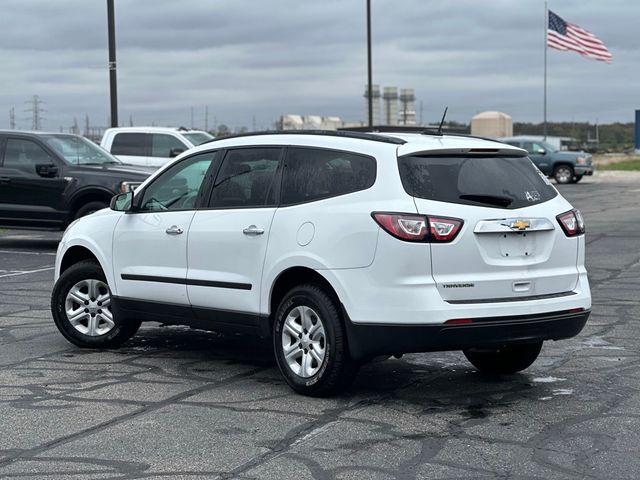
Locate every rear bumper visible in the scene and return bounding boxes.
[344,308,589,361]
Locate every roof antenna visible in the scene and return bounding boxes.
[436,106,448,135]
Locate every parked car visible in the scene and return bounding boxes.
[51,130,591,396]
[500,137,593,184]
[0,130,153,230]
[100,127,214,168]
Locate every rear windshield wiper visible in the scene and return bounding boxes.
[459,194,513,207]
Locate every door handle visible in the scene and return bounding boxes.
[0,177,10,184]
[165,225,184,235]
[243,225,264,236]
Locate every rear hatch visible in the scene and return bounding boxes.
[398,152,580,303]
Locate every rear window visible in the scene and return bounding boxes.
[398,155,557,209]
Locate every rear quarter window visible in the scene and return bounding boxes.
[282,147,376,205]
[398,155,557,209]
[111,133,149,156]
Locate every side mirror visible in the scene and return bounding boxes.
[110,191,134,212]
[537,148,546,155]
[169,148,185,158]
[36,164,58,178]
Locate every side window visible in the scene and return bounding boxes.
[208,148,281,208]
[3,139,53,173]
[523,142,541,155]
[281,147,376,205]
[111,133,149,156]
[151,134,187,158]
[139,151,220,212]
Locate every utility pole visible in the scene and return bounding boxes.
[107,0,118,127]
[25,95,45,130]
[129,114,133,126]
[190,106,194,129]
[85,114,90,137]
[366,0,373,128]
[9,107,15,129]
[205,105,209,132]
[73,117,79,134]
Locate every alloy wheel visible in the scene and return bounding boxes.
[281,305,326,378]
[64,279,114,336]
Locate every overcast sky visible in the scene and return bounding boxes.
[0,0,636,131]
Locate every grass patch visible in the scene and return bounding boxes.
[600,158,640,171]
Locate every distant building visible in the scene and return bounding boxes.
[279,114,343,131]
[399,89,416,126]
[382,87,399,126]
[471,111,513,138]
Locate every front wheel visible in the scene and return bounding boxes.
[51,260,141,348]
[273,284,358,396]
[463,342,543,374]
[553,165,575,184]
[75,201,108,220]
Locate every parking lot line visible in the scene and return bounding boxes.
[0,249,56,256]
[0,266,54,278]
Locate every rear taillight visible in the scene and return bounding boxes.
[557,209,585,237]
[371,212,463,243]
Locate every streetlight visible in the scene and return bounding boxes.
[107,0,118,127]
[366,0,373,128]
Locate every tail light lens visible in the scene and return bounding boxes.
[557,209,585,237]
[371,212,463,243]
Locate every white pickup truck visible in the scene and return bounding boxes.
[100,127,213,167]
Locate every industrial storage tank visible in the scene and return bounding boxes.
[471,111,513,138]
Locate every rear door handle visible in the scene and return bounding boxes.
[165,225,184,235]
[243,225,264,236]
[0,177,10,184]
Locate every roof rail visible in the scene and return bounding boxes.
[204,129,406,145]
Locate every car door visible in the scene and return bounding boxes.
[523,141,552,174]
[112,150,221,306]
[0,136,68,228]
[150,134,190,167]
[186,147,283,326]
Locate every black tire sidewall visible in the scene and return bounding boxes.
[51,261,136,348]
[273,286,341,393]
[75,201,108,220]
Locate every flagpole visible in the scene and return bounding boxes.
[543,0,548,140]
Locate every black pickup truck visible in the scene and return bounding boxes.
[0,130,153,230]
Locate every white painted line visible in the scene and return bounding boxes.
[0,250,56,256]
[0,266,55,278]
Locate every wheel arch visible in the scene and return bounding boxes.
[60,246,100,275]
[69,188,114,219]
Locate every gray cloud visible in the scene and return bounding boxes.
[0,0,636,131]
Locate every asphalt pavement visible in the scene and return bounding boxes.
[0,172,639,479]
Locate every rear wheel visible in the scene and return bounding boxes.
[51,260,141,348]
[553,165,574,184]
[75,201,108,220]
[463,342,543,374]
[273,284,358,396]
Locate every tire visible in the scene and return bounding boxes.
[573,174,583,183]
[75,201,108,220]
[553,165,574,184]
[273,284,358,397]
[51,260,141,348]
[463,342,543,375]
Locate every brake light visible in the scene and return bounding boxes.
[557,209,585,237]
[371,213,463,243]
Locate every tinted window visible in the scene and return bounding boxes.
[3,139,52,173]
[183,132,213,145]
[151,134,187,157]
[139,152,219,211]
[398,155,557,209]
[111,133,149,156]
[208,148,281,208]
[281,147,376,205]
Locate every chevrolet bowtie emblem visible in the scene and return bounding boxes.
[510,220,530,231]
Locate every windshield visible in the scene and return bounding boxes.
[398,155,557,209]
[44,135,121,165]
[183,132,213,146]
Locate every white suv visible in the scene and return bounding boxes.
[101,127,214,168]
[51,131,591,396]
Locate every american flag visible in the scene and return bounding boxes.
[547,10,612,63]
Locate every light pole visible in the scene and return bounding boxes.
[107,0,118,128]
[366,0,373,128]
